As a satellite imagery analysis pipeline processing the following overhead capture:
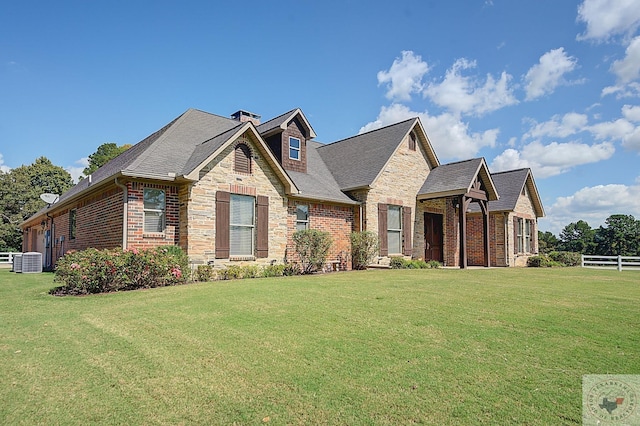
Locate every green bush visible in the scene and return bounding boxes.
[51,246,188,295]
[283,263,302,276]
[262,264,286,278]
[350,231,379,270]
[195,264,216,282]
[292,229,333,274]
[549,251,581,266]
[389,257,409,269]
[426,260,442,269]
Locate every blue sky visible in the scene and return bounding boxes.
[1,0,639,235]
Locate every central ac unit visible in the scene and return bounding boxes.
[21,252,42,273]
[12,254,23,273]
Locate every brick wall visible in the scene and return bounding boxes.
[127,181,180,249]
[287,200,355,270]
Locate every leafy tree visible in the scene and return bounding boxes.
[538,231,559,254]
[558,220,596,254]
[0,157,73,251]
[82,142,132,177]
[594,214,640,256]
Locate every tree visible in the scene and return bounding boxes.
[594,214,640,256]
[82,142,132,177]
[0,157,73,251]
[559,220,596,254]
[538,231,559,254]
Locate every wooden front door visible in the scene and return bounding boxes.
[424,213,443,262]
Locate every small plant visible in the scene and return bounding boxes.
[548,251,581,266]
[242,264,261,279]
[262,264,286,278]
[292,229,332,274]
[350,231,379,270]
[426,260,441,269]
[283,263,302,276]
[389,256,409,269]
[195,264,216,282]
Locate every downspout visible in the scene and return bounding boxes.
[114,178,128,250]
[46,212,54,270]
[504,212,509,266]
[359,203,364,232]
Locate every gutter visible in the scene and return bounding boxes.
[114,178,128,250]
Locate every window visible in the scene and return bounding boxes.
[289,137,300,160]
[516,217,533,253]
[234,143,252,174]
[230,194,255,256]
[295,204,309,231]
[144,188,165,233]
[387,205,402,254]
[69,209,77,240]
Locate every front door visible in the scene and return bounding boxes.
[424,213,443,262]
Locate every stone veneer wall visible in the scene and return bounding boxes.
[509,190,539,267]
[357,132,433,262]
[184,132,289,267]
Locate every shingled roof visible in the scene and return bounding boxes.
[468,168,545,217]
[288,141,358,205]
[418,158,499,201]
[317,118,438,191]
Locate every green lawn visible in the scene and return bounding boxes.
[1,268,638,425]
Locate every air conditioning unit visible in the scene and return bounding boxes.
[12,254,22,273]
[21,252,43,273]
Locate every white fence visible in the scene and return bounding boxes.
[0,252,21,267]
[581,254,640,272]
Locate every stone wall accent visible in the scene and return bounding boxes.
[359,131,433,262]
[185,131,289,267]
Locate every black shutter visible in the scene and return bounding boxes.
[403,206,412,256]
[378,203,388,256]
[215,191,230,258]
[256,195,269,258]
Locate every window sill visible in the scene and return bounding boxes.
[143,232,166,239]
[230,256,255,261]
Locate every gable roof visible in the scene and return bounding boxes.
[317,118,439,191]
[468,168,545,217]
[287,141,358,205]
[418,157,499,201]
[257,108,317,139]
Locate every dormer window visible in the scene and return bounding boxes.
[289,137,300,160]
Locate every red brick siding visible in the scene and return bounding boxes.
[444,197,460,267]
[127,181,180,250]
[287,200,354,270]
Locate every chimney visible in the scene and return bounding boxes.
[231,110,261,125]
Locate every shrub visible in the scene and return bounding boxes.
[242,264,261,279]
[283,263,302,276]
[527,255,553,267]
[426,260,442,269]
[262,264,286,278]
[390,256,409,269]
[350,231,379,270]
[549,251,581,267]
[220,265,244,280]
[51,246,188,295]
[292,229,332,274]
[195,264,216,282]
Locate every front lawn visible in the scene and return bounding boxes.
[1,268,638,424]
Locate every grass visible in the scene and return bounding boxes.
[1,268,638,425]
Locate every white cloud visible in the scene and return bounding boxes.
[622,104,640,121]
[610,35,640,83]
[523,112,589,140]
[65,157,89,183]
[424,58,517,116]
[601,81,640,98]
[359,103,498,160]
[541,182,640,234]
[377,51,430,102]
[0,153,11,173]
[576,0,640,42]
[588,118,635,140]
[490,140,615,178]
[523,48,579,100]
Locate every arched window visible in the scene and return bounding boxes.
[234,143,252,174]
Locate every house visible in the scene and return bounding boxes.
[21,107,544,270]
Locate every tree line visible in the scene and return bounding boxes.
[539,215,640,257]
[0,143,130,251]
